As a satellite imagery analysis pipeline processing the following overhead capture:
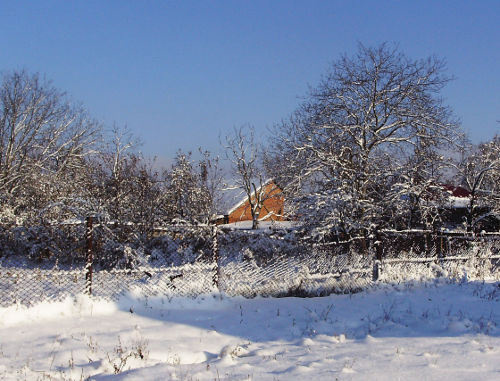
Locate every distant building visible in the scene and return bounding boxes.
[215,180,285,225]
[441,184,499,232]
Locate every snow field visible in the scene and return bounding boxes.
[0,281,498,380]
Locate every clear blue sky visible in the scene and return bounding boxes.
[1,1,499,161]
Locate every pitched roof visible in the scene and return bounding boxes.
[226,179,276,215]
[442,184,471,198]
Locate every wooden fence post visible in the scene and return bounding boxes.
[85,216,93,295]
[372,259,381,281]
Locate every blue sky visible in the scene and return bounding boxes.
[1,1,499,161]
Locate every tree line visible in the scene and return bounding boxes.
[1,43,499,243]
[0,71,222,232]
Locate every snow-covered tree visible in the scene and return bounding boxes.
[454,134,500,231]
[0,70,100,223]
[388,140,451,231]
[165,150,222,224]
[270,43,462,240]
[95,126,143,224]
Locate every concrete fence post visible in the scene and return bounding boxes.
[85,216,94,295]
[212,225,220,291]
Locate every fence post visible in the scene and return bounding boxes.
[85,216,93,296]
[375,231,383,261]
[212,225,220,291]
[372,259,380,281]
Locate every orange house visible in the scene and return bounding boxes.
[221,180,285,224]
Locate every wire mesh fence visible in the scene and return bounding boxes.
[378,248,500,283]
[0,223,499,307]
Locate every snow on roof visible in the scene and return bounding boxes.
[226,178,276,215]
[219,220,297,230]
[442,184,471,198]
[441,185,471,209]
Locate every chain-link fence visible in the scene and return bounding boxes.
[1,224,499,306]
[377,241,500,283]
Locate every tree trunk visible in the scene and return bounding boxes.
[252,212,259,230]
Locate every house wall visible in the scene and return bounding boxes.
[227,183,285,223]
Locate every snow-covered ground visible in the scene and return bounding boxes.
[219,220,298,230]
[0,281,499,380]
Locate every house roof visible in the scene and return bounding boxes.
[226,179,276,215]
[442,184,471,198]
[441,184,471,209]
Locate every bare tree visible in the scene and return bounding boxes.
[0,70,100,221]
[224,126,277,229]
[99,126,142,223]
[389,140,452,231]
[165,150,223,224]
[453,135,500,231]
[198,148,224,221]
[270,43,462,240]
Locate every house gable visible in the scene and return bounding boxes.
[226,181,285,224]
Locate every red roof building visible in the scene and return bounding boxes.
[221,180,285,224]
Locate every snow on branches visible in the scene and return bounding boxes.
[269,43,463,240]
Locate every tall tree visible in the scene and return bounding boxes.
[270,43,461,240]
[0,70,100,221]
